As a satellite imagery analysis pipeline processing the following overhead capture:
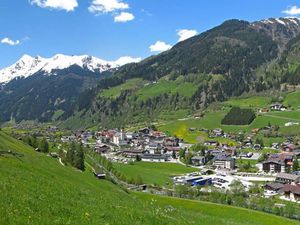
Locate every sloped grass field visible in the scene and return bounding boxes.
[0,131,299,225]
[284,91,300,109]
[100,78,144,98]
[158,113,298,144]
[135,79,198,101]
[113,161,198,186]
[223,96,272,108]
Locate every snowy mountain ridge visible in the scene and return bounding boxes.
[0,54,141,84]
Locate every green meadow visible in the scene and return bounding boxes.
[113,161,198,186]
[100,78,144,98]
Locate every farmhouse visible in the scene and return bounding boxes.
[270,103,287,111]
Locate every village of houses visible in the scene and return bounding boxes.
[59,121,300,204]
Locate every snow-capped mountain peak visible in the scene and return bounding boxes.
[257,17,300,26]
[0,54,141,84]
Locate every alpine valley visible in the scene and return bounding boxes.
[2,17,300,127]
[4,6,300,225]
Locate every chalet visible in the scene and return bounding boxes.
[259,108,269,113]
[262,154,293,173]
[191,156,207,166]
[164,146,181,155]
[271,143,280,150]
[49,152,59,158]
[61,135,76,143]
[139,127,150,135]
[93,172,106,179]
[125,132,137,141]
[209,149,224,156]
[253,144,262,151]
[150,131,166,138]
[281,184,300,201]
[213,155,235,170]
[282,143,297,152]
[95,144,110,154]
[270,103,287,111]
[179,142,193,149]
[242,139,253,148]
[121,149,144,158]
[194,113,204,119]
[163,137,179,147]
[262,160,285,173]
[140,154,169,162]
[212,128,223,137]
[97,130,115,140]
[275,173,300,184]
[204,140,219,147]
[146,142,160,154]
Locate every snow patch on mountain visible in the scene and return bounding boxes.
[0,54,141,84]
[256,17,300,27]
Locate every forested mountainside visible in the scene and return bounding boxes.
[0,65,112,122]
[0,53,117,123]
[66,18,300,128]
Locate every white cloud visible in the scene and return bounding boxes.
[114,12,134,22]
[1,38,20,46]
[114,56,142,65]
[89,0,129,14]
[283,6,300,16]
[149,41,172,52]
[30,0,78,12]
[177,29,198,42]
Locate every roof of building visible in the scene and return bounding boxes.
[141,154,167,160]
[265,182,285,190]
[213,155,234,162]
[276,173,300,181]
[262,160,285,165]
[281,184,300,195]
[191,156,205,160]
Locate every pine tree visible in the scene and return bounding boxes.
[172,150,176,159]
[66,142,76,166]
[293,157,299,172]
[38,138,49,153]
[74,144,85,171]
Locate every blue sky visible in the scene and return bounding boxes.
[0,0,300,68]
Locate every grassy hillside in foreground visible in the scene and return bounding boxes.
[0,131,299,225]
